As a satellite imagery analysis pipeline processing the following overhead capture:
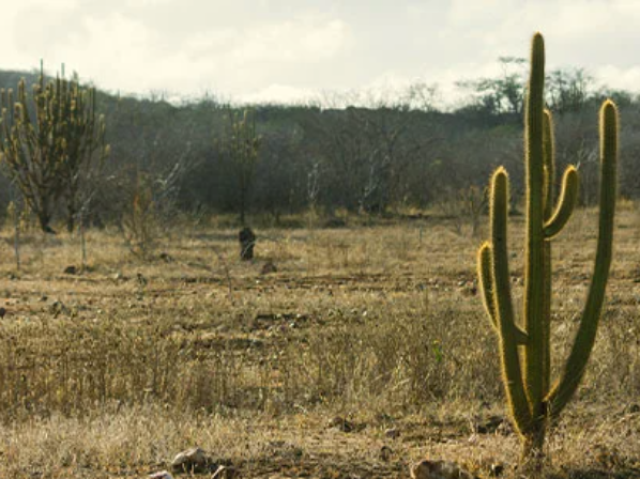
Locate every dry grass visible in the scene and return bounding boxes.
[0,208,638,478]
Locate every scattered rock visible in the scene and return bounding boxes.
[159,252,174,263]
[328,416,357,433]
[379,445,393,462]
[472,415,510,435]
[410,460,477,479]
[261,261,277,275]
[263,440,304,460]
[625,403,640,414]
[458,280,477,296]
[592,443,623,469]
[490,463,504,476]
[148,472,174,479]
[211,465,237,479]
[49,300,70,317]
[0,307,6,319]
[252,312,309,331]
[171,447,209,473]
[63,265,77,275]
[137,273,148,287]
[375,412,394,423]
[384,427,400,439]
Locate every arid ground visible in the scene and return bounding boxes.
[0,207,638,478]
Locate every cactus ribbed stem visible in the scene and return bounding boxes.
[541,108,554,399]
[547,100,618,417]
[542,110,555,219]
[544,167,579,238]
[489,169,533,433]
[478,242,496,328]
[476,33,619,463]
[523,31,546,423]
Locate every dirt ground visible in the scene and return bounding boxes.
[0,208,638,478]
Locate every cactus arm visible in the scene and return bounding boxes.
[478,242,497,328]
[541,109,555,398]
[489,168,533,433]
[478,242,529,344]
[543,166,579,238]
[543,109,555,219]
[547,100,618,418]
[523,32,546,415]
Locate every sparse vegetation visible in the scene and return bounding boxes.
[0,30,635,479]
[0,208,636,477]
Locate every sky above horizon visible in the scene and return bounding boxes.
[5,0,640,106]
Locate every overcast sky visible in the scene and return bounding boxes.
[5,0,640,106]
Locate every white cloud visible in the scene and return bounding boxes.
[30,12,352,97]
[186,17,352,65]
[0,0,638,104]
[595,65,640,93]
[124,0,172,7]
[238,84,316,105]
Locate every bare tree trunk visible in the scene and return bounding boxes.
[38,211,55,234]
[67,201,76,233]
[13,208,20,272]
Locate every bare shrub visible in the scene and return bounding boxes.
[435,185,487,237]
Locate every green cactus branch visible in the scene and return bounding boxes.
[542,110,555,219]
[488,168,534,434]
[544,166,579,238]
[476,33,619,463]
[478,242,528,344]
[547,99,618,418]
[477,243,496,327]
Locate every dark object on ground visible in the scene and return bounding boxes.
[159,252,173,263]
[239,227,256,261]
[328,416,364,433]
[64,265,77,275]
[322,217,347,228]
[261,261,277,275]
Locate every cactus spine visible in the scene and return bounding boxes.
[477,32,618,462]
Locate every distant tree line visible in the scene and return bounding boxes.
[0,63,638,231]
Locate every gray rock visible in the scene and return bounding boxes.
[384,427,400,439]
[211,465,237,479]
[63,265,77,275]
[171,447,208,473]
[148,471,174,479]
[328,416,355,433]
[410,460,477,479]
[260,261,277,275]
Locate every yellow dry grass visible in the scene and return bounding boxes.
[0,207,638,478]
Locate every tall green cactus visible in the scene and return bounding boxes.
[0,64,107,233]
[477,32,618,463]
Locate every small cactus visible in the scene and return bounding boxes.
[477,32,618,464]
